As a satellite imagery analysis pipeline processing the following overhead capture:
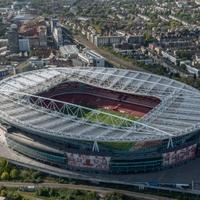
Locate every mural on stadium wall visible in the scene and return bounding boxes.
[162,144,197,166]
[66,153,111,170]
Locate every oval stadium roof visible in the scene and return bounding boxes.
[0,67,199,142]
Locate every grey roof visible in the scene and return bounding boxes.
[0,67,199,142]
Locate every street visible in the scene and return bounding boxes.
[0,181,176,200]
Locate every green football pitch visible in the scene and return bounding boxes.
[84,108,139,126]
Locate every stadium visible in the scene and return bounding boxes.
[0,67,199,174]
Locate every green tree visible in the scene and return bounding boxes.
[36,188,50,197]
[0,189,7,197]
[85,191,97,200]
[7,191,22,200]
[0,158,8,173]
[20,170,29,180]
[143,32,155,43]
[1,172,9,180]
[104,192,124,200]
[31,171,41,180]
[10,169,19,179]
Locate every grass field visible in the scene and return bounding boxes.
[84,108,139,127]
[62,104,139,127]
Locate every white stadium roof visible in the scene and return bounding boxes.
[0,67,199,142]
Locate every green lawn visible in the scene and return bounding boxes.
[84,108,139,127]
[62,104,139,127]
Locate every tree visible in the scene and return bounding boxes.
[104,193,124,200]
[20,170,29,180]
[0,158,8,173]
[85,191,97,200]
[10,169,19,179]
[7,191,22,200]
[48,188,58,197]
[31,171,41,180]
[1,172,9,180]
[0,189,7,197]
[36,188,51,197]
[143,32,155,44]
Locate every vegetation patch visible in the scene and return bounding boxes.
[0,157,43,183]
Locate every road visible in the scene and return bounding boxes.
[0,181,176,200]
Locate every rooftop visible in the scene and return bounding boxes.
[0,67,199,142]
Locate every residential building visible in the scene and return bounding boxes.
[93,35,125,47]
[7,24,19,53]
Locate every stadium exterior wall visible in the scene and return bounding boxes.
[5,128,200,174]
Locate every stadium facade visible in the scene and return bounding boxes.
[0,67,200,174]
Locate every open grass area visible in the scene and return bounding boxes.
[84,108,139,127]
[99,108,139,121]
[63,104,139,127]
